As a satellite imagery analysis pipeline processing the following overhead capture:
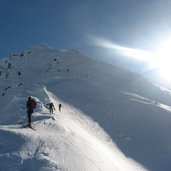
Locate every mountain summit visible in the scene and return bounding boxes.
[0,44,171,171]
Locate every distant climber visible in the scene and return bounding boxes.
[26,96,37,127]
[47,102,55,114]
[58,103,62,112]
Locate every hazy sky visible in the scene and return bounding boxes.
[1,0,171,59]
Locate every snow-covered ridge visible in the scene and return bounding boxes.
[0,44,171,171]
[30,43,53,50]
[0,87,146,171]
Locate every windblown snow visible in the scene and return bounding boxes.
[0,43,171,171]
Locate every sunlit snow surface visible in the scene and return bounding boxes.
[0,89,145,171]
[0,44,171,171]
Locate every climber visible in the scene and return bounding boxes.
[58,103,62,112]
[47,102,55,114]
[26,96,37,127]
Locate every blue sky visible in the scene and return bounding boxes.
[1,0,171,60]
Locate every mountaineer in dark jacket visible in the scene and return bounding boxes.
[58,103,62,112]
[47,102,55,114]
[26,96,37,127]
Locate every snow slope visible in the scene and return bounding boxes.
[0,44,171,171]
[0,88,145,171]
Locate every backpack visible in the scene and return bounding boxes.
[30,98,37,109]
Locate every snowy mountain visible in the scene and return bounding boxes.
[0,44,171,171]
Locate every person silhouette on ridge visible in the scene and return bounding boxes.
[47,102,55,114]
[58,103,62,112]
[26,96,37,127]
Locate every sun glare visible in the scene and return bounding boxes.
[154,36,171,81]
[89,35,171,82]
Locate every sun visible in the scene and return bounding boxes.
[153,36,171,81]
[89,35,171,82]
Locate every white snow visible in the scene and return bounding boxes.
[0,44,171,171]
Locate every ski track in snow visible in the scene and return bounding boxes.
[123,91,171,112]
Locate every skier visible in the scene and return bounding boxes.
[58,103,62,112]
[26,96,37,127]
[47,102,55,114]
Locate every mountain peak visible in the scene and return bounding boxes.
[0,44,171,171]
[30,43,53,50]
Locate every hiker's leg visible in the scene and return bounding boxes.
[27,109,33,126]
